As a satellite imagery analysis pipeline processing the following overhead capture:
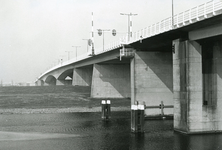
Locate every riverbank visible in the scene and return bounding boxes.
[0,106,130,114]
[0,86,131,114]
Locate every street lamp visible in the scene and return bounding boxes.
[65,51,73,60]
[72,46,81,60]
[120,12,137,42]
[82,39,89,52]
[97,29,110,51]
[172,0,174,29]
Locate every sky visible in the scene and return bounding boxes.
[0,0,204,84]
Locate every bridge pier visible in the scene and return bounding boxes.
[91,64,130,98]
[173,39,222,134]
[131,51,173,116]
[56,79,72,85]
[72,66,93,86]
[35,80,44,86]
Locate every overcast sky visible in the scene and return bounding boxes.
[0,0,204,84]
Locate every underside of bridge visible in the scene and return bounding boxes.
[45,75,56,86]
[57,69,73,85]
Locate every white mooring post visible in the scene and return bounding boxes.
[131,101,145,133]
[101,100,111,121]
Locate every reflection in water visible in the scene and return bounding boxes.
[0,112,221,150]
[174,133,222,150]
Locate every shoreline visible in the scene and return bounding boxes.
[0,106,131,114]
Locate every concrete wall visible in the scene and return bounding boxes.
[72,66,93,86]
[91,64,130,98]
[131,51,173,116]
[173,39,222,133]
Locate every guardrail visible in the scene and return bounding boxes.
[145,101,173,116]
[99,0,222,53]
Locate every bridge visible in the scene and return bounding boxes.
[36,0,222,134]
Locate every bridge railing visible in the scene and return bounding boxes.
[88,0,222,55]
[99,0,222,51]
[130,0,222,44]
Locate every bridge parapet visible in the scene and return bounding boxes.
[94,0,222,55]
[130,0,222,44]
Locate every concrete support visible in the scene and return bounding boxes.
[131,51,173,116]
[72,66,93,86]
[56,79,72,85]
[173,39,222,133]
[36,80,44,86]
[202,41,222,132]
[91,64,130,98]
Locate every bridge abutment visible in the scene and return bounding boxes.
[131,51,173,116]
[173,38,222,134]
[91,64,130,98]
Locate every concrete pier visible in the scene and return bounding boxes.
[173,39,222,134]
[72,66,93,86]
[131,51,173,116]
[91,64,130,98]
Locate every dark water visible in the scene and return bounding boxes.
[0,112,221,150]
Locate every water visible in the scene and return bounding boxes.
[0,86,222,150]
[0,112,221,150]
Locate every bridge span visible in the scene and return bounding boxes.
[36,0,222,134]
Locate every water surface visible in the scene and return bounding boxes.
[0,112,221,150]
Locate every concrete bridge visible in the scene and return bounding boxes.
[36,0,222,134]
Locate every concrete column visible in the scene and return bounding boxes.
[202,41,222,132]
[174,39,222,133]
[72,66,93,86]
[91,64,130,98]
[36,80,44,86]
[173,39,203,133]
[215,42,222,131]
[131,51,173,116]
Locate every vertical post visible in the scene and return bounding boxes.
[160,101,164,116]
[131,103,137,132]
[91,12,95,55]
[131,101,145,133]
[106,100,111,119]
[103,30,105,51]
[130,58,135,105]
[101,100,106,120]
[172,0,174,29]
[128,14,130,42]
[101,100,111,121]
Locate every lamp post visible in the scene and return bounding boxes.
[120,12,137,42]
[72,46,81,60]
[82,39,89,52]
[97,29,110,51]
[65,51,73,60]
[172,0,174,29]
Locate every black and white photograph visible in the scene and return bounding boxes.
[0,0,222,149]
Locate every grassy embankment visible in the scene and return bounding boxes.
[0,86,130,114]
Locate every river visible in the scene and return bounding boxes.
[0,86,221,150]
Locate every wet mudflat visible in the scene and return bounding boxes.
[0,86,221,150]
